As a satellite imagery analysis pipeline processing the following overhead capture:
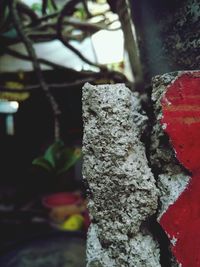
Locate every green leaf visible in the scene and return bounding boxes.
[44,140,64,167]
[57,148,82,176]
[32,157,53,172]
[32,140,81,177]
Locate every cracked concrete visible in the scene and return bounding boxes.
[82,83,159,266]
[151,72,196,266]
[151,72,192,218]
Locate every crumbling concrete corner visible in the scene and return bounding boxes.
[82,83,160,267]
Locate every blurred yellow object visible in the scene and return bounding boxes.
[60,214,84,231]
[0,81,29,102]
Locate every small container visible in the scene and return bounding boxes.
[42,192,85,224]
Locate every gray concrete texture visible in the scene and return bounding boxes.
[82,83,159,266]
[151,72,191,220]
[151,72,195,267]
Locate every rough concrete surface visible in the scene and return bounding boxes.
[82,83,159,266]
[152,71,200,267]
[151,72,190,218]
[151,72,198,266]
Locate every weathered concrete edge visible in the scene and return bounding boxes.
[82,82,160,266]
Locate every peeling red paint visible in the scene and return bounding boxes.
[160,72,200,267]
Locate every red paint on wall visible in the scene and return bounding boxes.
[160,72,200,267]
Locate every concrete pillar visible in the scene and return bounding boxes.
[151,71,200,267]
[82,83,159,266]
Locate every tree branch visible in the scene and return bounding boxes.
[42,0,48,15]
[3,46,105,77]
[8,0,61,140]
[57,0,106,70]
[16,1,38,26]
[3,46,129,85]
[82,0,92,18]
[0,77,97,93]
[116,0,143,89]
[50,0,58,11]
[34,11,59,24]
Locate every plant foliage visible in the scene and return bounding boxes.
[32,140,81,177]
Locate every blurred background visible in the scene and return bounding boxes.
[0,0,199,266]
[0,0,134,266]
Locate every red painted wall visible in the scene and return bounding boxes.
[160,72,200,267]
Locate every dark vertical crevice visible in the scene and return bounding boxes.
[140,86,174,267]
[147,216,173,267]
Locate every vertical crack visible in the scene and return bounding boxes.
[140,86,173,267]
